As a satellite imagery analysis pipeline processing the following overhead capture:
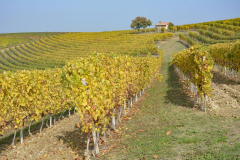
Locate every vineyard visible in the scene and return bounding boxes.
[175,18,240,45]
[0,29,174,159]
[0,18,240,159]
[173,18,240,113]
[170,18,240,115]
[0,32,66,49]
[0,30,173,72]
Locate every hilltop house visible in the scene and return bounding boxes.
[155,21,171,32]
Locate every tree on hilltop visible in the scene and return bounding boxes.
[168,22,174,27]
[130,17,152,34]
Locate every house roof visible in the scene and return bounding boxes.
[155,21,171,26]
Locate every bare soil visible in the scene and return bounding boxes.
[0,115,87,160]
[207,70,240,118]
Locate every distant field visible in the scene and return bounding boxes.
[0,18,239,73]
[0,30,173,73]
[0,32,66,48]
[0,37,31,48]
[174,18,240,45]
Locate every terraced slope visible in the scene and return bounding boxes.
[0,31,174,72]
[0,32,66,49]
[176,18,240,45]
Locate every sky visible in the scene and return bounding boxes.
[0,0,239,33]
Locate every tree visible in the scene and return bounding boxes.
[168,22,175,32]
[168,22,174,27]
[130,17,152,34]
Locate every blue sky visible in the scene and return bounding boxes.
[0,0,239,33]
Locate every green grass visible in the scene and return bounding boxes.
[100,32,240,160]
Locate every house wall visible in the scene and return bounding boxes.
[155,25,169,31]
[165,25,169,29]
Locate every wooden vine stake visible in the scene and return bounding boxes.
[92,125,100,156]
[204,94,207,112]
[118,106,122,123]
[94,130,100,155]
[82,78,91,160]
[123,101,126,116]
[68,107,71,117]
[28,121,33,137]
[86,136,90,160]
[12,129,17,147]
[49,114,52,127]
[130,97,133,108]
[40,115,44,133]
[20,124,24,144]
[112,109,116,130]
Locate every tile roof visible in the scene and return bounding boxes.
[155,21,171,26]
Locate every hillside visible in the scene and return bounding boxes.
[174,18,240,46]
[0,32,239,160]
[0,18,240,159]
[0,31,173,72]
